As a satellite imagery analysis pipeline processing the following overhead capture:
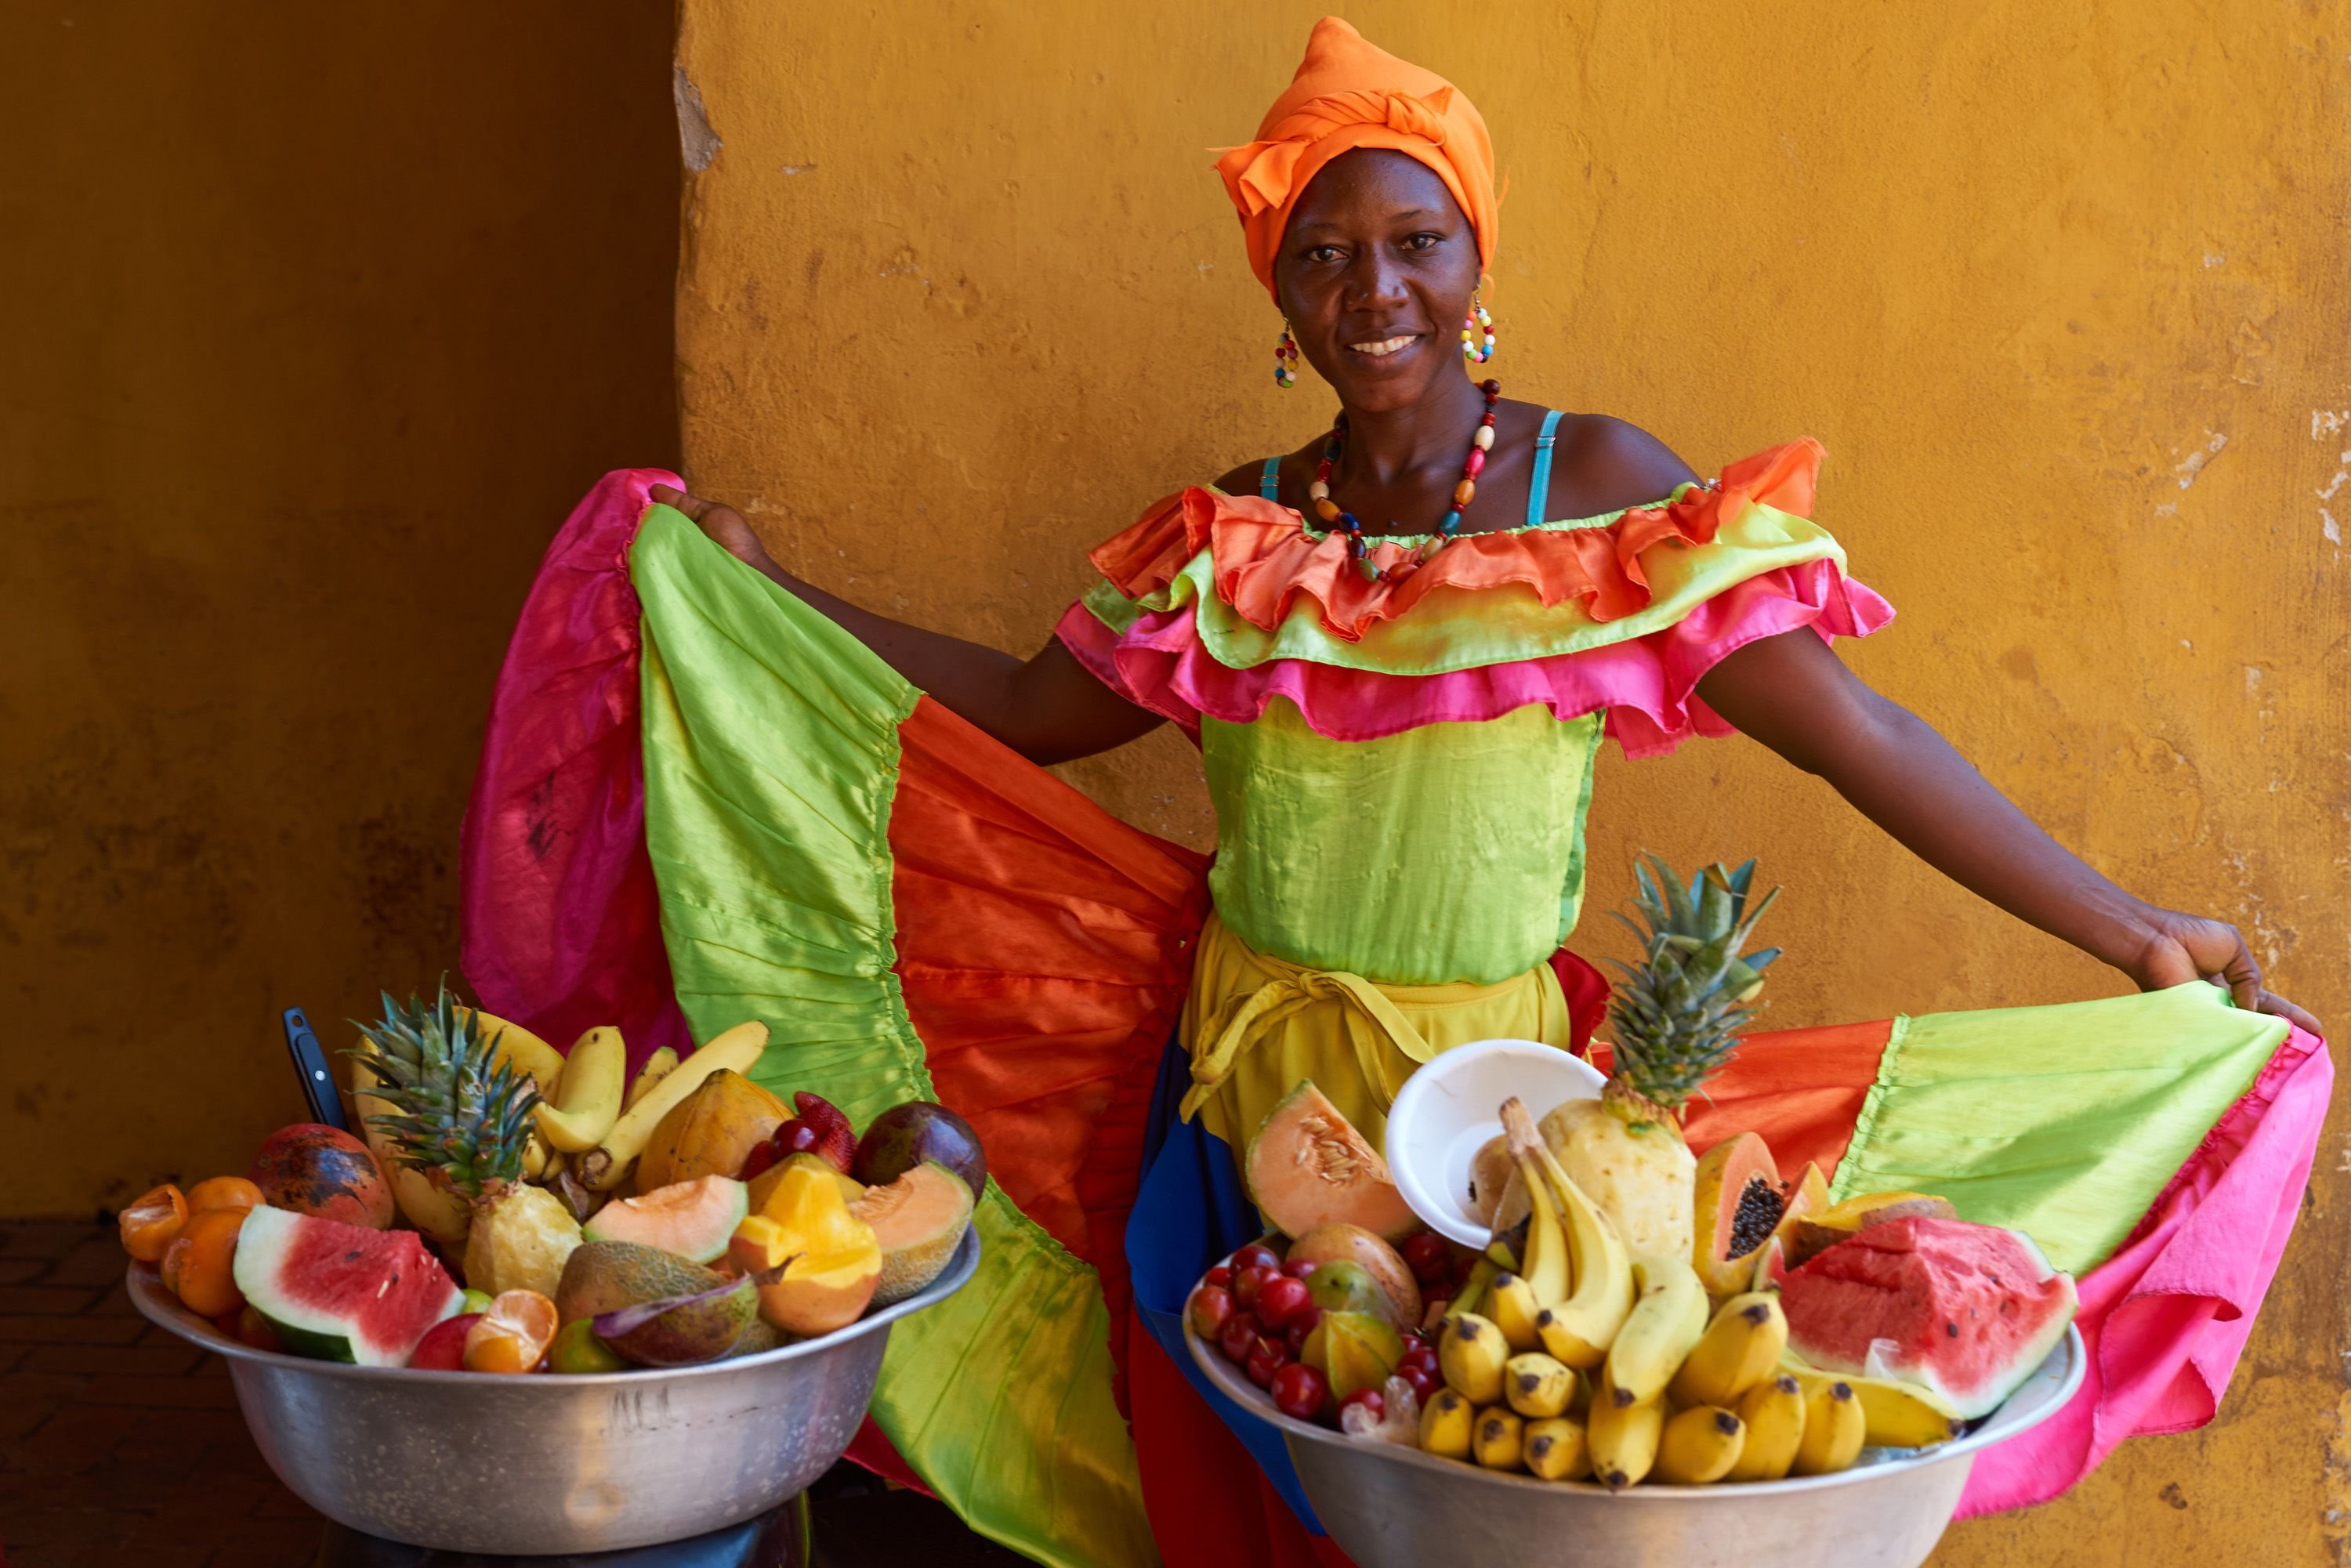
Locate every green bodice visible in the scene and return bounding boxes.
[1201,699,1602,986]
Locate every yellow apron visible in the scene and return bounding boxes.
[1179,912,1575,1151]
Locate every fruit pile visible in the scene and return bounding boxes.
[1190,857,2081,1491]
[120,983,983,1374]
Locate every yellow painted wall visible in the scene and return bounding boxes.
[0,6,679,1211]
[678,1,2348,1560]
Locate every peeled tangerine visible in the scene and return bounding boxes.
[732,1162,881,1337]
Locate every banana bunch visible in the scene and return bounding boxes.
[1412,1095,1963,1487]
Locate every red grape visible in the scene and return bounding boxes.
[1398,1342,1439,1374]
[1288,1303,1323,1338]
[1232,1264,1277,1310]
[1283,1258,1319,1280]
[1396,1363,1440,1404]
[1255,1274,1312,1331]
[1245,1334,1288,1389]
[1400,1230,1452,1285]
[1216,1311,1260,1364]
[1186,1284,1235,1339]
[1271,1362,1330,1422]
[1232,1244,1282,1274]
[1284,1321,1311,1356]
[1204,1266,1232,1291]
[1336,1386,1386,1427]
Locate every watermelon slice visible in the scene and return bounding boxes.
[231,1204,464,1366]
[1777,1215,2077,1419]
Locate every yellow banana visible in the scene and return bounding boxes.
[1602,1254,1709,1408]
[534,1026,627,1153]
[1726,1373,1806,1482]
[1438,1313,1509,1406]
[1487,1273,1545,1353]
[577,1021,770,1190]
[1667,1292,1788,1409]
[622,1045,679,1111]
[1472,1407,1526,1472]
[1787,1366,1866,1476]
[1498,1100,1571,1308]
[1502,1098,1635,1367]
[1445,1255,1498,1323]
[462,1008,567,1088]
[520,1123,554,1180]
[1655,1405,1746,1485]
[1503,1353,1577,1419]
[1588,1367,1665,1492]
[1418,1388,1476,1459]
[1522,1416,1592,1481]
[1848,1374,1961,1449]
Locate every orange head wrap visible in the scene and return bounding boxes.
[1214,16,1498,303]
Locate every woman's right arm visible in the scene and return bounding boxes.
[650,485,1163,766]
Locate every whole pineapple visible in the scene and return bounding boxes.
[1540,856,1780,1258]
[350,983,581,1294]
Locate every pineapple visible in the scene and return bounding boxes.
[1540,856,1781,1259]
[350,984,581,1295]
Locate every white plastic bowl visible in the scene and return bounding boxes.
[1384,1037,1607,1245]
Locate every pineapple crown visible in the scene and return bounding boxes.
[1602,854,1782,1119]
[347,981,541,1200]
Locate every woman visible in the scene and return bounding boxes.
[466,19,2322,1568]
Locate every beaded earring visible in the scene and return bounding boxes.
[1461,288,1495,364]
[1275,320,1300,388]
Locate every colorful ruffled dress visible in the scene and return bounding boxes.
[459,434,2327,1568]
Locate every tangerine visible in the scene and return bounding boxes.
[163,1207,248,1317]
[118,1184,188,1263]
[185,1175,264,1215]
[462,1289,558,1374]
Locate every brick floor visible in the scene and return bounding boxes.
[0,1219,1030,1568]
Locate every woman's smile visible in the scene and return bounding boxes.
[1346,331,1421,359]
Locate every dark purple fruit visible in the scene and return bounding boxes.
[852,1101,987,1199]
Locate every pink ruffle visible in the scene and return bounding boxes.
[458,467,692,1074]
[1956,1026,2333,1517]
[1056,558,1893,757]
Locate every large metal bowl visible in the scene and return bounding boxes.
[132,1229,978,1556]
[1188,1316,2085,1568]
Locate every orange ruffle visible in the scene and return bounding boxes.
[1087,438,1824,645]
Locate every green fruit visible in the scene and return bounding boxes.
[459,1289,495,1315]
[548,1318,629,1374]
[1317,1309,1406,1402]
[1304,1260,1397,1327]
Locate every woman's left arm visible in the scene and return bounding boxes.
[1696,628,2321,1032]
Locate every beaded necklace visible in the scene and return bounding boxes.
[1307,379,1503,580]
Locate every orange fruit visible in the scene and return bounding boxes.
[185,1175,264,1215]
[118,1184,189,1263]
[163,1207,248,1317]
[462,1290,558,1374]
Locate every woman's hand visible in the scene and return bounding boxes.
[650,484,774,574]
[2127,910,2321,1033]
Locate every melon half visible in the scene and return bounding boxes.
[1244,1081,1417,1242]
[231,1204,464,1367]
[1778,1215,2077,1420]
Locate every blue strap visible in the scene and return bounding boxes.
[1527,408,1564,527]
[1259,455,1282,502]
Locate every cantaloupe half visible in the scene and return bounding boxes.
[849,1161,974,1305]
[1244,1080,1418,1242]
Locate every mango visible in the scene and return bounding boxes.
[635,1070,788,1190]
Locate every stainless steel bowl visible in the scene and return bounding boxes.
[1187,1318,2085,1568]
[132,1229,978,1555]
